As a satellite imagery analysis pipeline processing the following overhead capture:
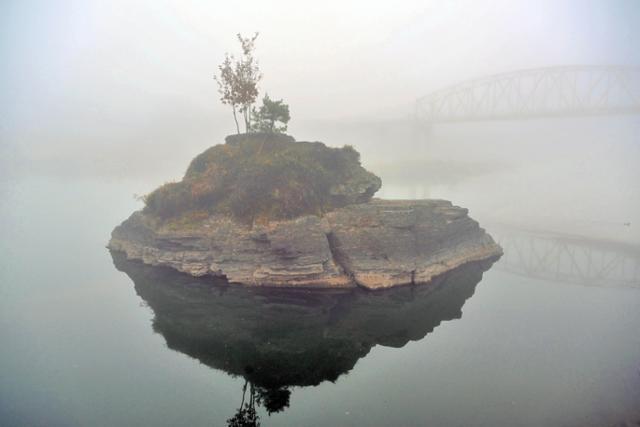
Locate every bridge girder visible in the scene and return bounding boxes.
[416,65,640,123]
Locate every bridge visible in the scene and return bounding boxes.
[490,227,640,288]
[415,65,640,123]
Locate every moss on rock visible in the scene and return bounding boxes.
[143,133,381,223]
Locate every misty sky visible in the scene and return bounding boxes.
[3,0,639,129]
[1,0,639,188]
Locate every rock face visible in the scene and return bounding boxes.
[108,199,502,289]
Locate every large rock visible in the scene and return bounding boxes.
[108,199,502,289]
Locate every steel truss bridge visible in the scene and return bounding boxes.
[415,65,640,123]
[491,228,640,288]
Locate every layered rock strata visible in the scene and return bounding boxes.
[108,199,502,290]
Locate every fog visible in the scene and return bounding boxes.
[3,2,640,425]
[2,0,640,242]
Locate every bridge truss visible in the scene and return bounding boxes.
[491,229,640,288]
[416,65,640,123]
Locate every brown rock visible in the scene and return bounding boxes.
[108,199,502,289]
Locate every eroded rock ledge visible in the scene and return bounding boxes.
[108,199,502,290]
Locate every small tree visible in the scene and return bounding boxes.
[251,94,290,133]
[215,33,262,134]
[215,54,240,133]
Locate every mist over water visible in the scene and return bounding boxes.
[6,114,638,244]
[2,1,640,426]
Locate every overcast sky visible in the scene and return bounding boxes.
[2,0,639,153]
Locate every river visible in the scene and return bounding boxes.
[1,117,639,426]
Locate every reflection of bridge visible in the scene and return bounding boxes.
[491,228,640,288]
[416,65,640,123]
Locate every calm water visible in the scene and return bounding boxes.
[1,176,639,427]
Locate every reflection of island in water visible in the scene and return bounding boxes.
[111,252,497,425]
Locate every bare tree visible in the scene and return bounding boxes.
[215,54,240,133]
[214,33,262,134]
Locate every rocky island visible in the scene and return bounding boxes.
[108,133,502,289]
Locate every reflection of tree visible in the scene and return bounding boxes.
[255,385,290,414]
[226,380,291,426]
[227,381,260,427]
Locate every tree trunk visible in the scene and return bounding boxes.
[232,105,240,134]
[243,106,250,133]
[239,380,248,410]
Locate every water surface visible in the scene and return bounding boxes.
[1,176,639,426]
